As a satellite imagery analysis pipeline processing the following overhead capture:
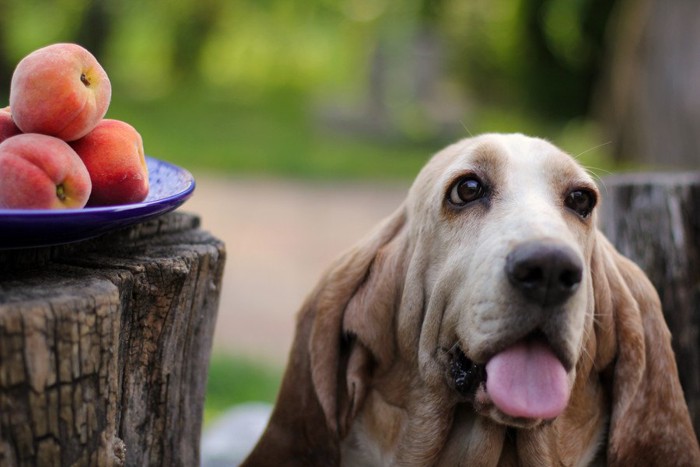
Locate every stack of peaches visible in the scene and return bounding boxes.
[0,43,148,209]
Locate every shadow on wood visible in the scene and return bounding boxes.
[0,212,225,466]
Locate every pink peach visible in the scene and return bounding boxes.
[0,133,92,209]
[70,119,148,206]
[9,43,111,141]
[0,106,21,144]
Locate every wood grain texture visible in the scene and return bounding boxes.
[600,172,700,438]
[0,212,225,466]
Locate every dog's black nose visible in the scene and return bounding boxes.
[505,241,583,307]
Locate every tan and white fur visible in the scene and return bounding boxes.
[243,134,700,466]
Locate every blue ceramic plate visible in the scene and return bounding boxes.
[0,157,195,249]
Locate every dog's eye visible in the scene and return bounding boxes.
[448,177,486,206]
[565,189,596,218]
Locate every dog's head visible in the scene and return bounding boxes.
[243,134,699,466]
[403,134,598,428]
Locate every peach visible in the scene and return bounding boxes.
[70,119,149,206]
[0,106,21,144]
[9,43,111,141]
[0,133,91,209]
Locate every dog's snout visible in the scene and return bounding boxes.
[506,241,583,307]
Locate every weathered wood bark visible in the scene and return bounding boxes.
[0,212,225,466]
[596,0,700,168]
[600,172,700,438]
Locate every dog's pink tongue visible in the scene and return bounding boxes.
[485,340,570,420]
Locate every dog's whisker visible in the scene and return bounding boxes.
[572,141,613,161]
[459,120,474,138]
[571,142,613,189]
[578,327,595,366]
[584,166,608,185]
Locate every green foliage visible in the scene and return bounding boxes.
[106,88,436,180]
[0,0,619,179]
[443,0,618,119]
[0,0,619,117]
[204,354,282,424]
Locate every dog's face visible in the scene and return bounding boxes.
[401,133,599,428]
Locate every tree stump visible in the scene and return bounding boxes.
[0,211,226,466]
[599,172,700,438]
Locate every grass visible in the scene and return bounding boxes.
[107,88,435,180]
[204,354,282,425]
[106,87,618,182]
[2,85,617,181]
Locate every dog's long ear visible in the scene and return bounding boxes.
[592,233,700,466]
[243,205,408,466]
[310,204,409,436]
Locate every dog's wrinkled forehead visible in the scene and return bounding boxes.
[408,133,594,212]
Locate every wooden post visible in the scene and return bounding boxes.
[0,212,225,466]
[599,172,700,437]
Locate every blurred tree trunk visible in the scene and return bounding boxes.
[172,1,219,85]
[519,0,617,120]
[596,0,700,169]
[74,0,112,61]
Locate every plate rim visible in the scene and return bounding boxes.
[0,155,195,217]
[0,156,196,249]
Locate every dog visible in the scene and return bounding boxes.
[242,134,700,466]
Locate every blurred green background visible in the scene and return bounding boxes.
[0,0,625,181]
[2,0,697,424]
